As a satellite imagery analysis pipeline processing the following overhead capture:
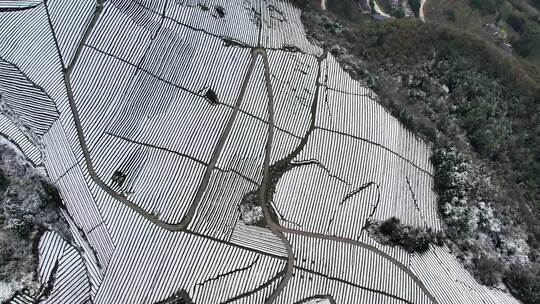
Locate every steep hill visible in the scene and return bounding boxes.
[0,0,537,304]
[294,1,540,303]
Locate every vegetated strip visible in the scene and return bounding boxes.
[292,159,351,185]
[405,176,429,227]
[325,182,380,233]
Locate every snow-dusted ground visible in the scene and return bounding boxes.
[0,0,520,303]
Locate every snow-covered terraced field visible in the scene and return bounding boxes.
[0,0,521,303]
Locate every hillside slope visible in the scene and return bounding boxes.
[0,0,535,304]
[296,1,540,303]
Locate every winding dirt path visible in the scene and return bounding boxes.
[255,49,439,304]
[63,0,260,232]
[61,2,439,303]
[419,0,427,22]
[257,49,295,304]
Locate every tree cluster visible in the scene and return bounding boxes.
[368,217,445,253]
[0,140,70,300]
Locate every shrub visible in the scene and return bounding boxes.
[204,89,219,105]
[0,167,8,192]
[379,217,401,237]
[468,0,497,15]
[506,14,526,32]
[0,141,71,299]
[408,0,421,17]
[503,264,540,304]
[445,9,456,21]
[474,256,504,285]
[392,8,406,18]
[372,217,445,253]
[111,170,126,187]
[515,28,534,57]
[327,0,359,20]
[214,6,225,18]
[431,146,473,239]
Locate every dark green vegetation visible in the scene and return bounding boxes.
[432,145,540,301]
[425,0,540,69]
[204,88,219,105]
[503,263,540,303]
[408,0,421,16]
[0,140,70,298]
[296,1,540,303]
[111,170,126,187]
[431,148,472,239]
[377,0,406,18]
[367,217,445,253]
[468,0,497,15]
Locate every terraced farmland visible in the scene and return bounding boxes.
[0,0,522,303]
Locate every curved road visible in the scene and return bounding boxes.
[61,2,439,304]
[257,50,295,304]
[64,0,261,231]
[255,49,438,304]
[419,0,428,22]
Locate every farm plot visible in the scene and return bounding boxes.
[0,58,58,139]
[188,54,300,239]
[260,0,322,55]
[0,4,67,113]
[93,223,286,304]
[45,0,96,66]
[266,50,319,138]
[165,0,260,46]
[275,233,433,304]
[273,128,440,236]
[230,221,289,257]
[411,246,522,304]
[43,121,116,270]
[0,1,524,304]
[37,231,91,304]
